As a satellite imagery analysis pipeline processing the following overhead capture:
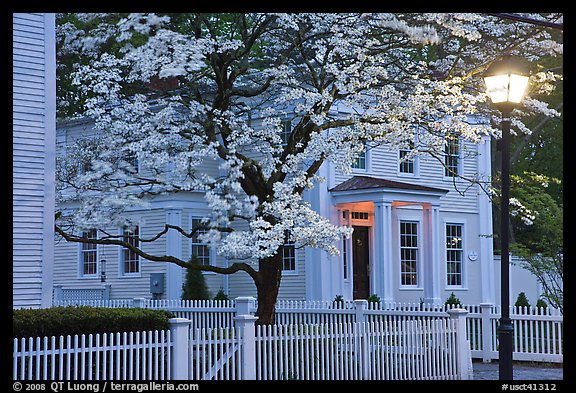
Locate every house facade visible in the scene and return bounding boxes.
[13,13,57,309]
[53,107,520,307]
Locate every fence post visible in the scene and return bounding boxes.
[169,318,191,380]
[234,297,258,380]
[448,308,473,380]
[354,299,368,324]
[480,303,494,363]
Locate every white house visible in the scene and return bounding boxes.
[13,13,56,309]
[51,106,541,307]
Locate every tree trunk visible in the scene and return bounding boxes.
[254,253,283,325]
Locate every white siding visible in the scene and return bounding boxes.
[53,209,170,299]
[13,13,56,308]
[332,141,480,214]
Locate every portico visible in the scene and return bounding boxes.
[330,176,448,305]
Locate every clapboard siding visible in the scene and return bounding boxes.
[13,13,55,309]
[53,208,170,300]
[333,140,480,214]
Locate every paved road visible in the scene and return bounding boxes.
[473,361,563,380]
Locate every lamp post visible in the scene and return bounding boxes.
[483,55,530,380]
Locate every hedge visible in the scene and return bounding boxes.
[13,306,174,339]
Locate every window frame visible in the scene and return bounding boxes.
[281,239,298,276]
[190,217,214,271]
[444,135,462,178]
[399,220,420,288]
[119,225,141,277]
[445,222,466,289]
[78,229,98,278]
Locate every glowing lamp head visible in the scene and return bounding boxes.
[483,55,530,112]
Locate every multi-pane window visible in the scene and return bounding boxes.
[123,151,139,173]
[191,218,211,266]
[352,144,367,170]
[122,226,140,274]
[80,229,98,276]
[282,236,296,273]
[400,221,418,286]
[280,120,291,147]
[444,135,460,177]
[399,141,415,174]
[446,224,463,286]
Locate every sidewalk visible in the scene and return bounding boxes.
[473,361,563,380]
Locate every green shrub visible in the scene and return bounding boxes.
[13,307,173,339]
[536,298,548,313]
[514,292,531,308]
[182,260,210,300]
[367,294,380,303]
[445,292,462,308]
[213,288,230,301]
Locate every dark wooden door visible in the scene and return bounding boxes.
[352,226,370,300]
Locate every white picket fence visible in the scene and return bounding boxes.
[15,299,472,381]
[253,319,464,380]
[13,330,172,380]
[178,299,472,380]
[53,297,563,364]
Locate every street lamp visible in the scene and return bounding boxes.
[483,55,530,381]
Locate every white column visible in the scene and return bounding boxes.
[423,203,441,305]
[165,209,183,299]
[374,201,394,303]
[478,135,496,304]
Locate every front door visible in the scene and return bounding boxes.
[352,226,370,300]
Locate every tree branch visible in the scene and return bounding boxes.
[54,224,260,282]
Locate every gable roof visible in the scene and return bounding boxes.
[329,175,448,194]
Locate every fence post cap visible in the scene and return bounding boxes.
[447,308,468,316]
[479,302,494,307]
[354,299,368,306]
[168,317,191,325]
[233,315,259,322]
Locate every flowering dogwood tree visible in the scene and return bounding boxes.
[55,13,562,324]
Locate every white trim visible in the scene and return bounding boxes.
[41,12,56,308]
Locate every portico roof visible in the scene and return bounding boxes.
[329,175,448,194]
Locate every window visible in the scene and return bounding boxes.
[122,226,140,275]
[352,143,367,170]
[400,221,418,286]
[191,218,211,266]
[399,141,415,174]
[80,229,98,276]
[446,224,463,286]
[282,240,296,273]
[123,151,139,173]
[351,211,369,220]
[444,135,460,177]
[280,120,291,147]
